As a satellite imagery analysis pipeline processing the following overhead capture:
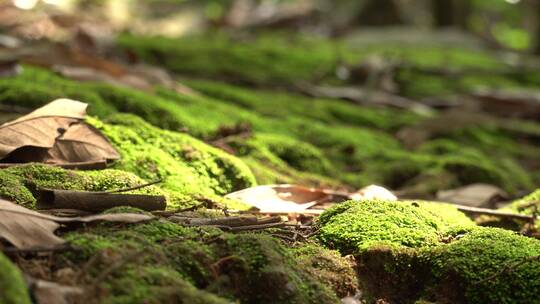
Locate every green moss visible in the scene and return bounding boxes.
[2,65,535,194]
[317,200,475,254]
[423,227,540,304]
[91,114,256,208]
[503,188,540,215]
[0,253,32,304]
[118,32,340,86]
[63,220,352,303]
[317,199,540,303]
[0,164,167,209]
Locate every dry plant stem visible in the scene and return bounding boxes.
[455,204,536,221]
[2,244,74,255]
[0,161,108,170]
[473,255,540,285]
[96,179,162,194]
[229,222,284,231]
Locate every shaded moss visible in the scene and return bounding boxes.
[0,252,32,304]
[90,114,256,208]
[424,227,540,304]
[63,220,354,303]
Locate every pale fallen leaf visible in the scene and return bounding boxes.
[0,199,154,249]
[225,184,350,213]
[350,185,397,201]
[437,183,508,208]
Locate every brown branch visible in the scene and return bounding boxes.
[95,179,162,194]
[229,222,284,231]
[37,189,166,212]
[2,244,74,255]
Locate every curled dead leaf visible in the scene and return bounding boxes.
[0,99,120,166]
[0,199,154,249]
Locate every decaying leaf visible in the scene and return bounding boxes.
[437,183,508,208]
[0,199,64,249]
[225,184,397,214]
[0,99,120,165]
[0,199,154,249]
[26,276,84,304]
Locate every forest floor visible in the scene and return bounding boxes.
[0,9,540,304]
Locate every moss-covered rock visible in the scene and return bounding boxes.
[0,253,32,304]
[317,200,540,304]
[317,200,475,253]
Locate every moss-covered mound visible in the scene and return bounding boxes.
[0,65,537,196]
[317,200,540,303]
[317,200,475,253]
[91,114,256,207]
[0,253,32,304]
[59,219,357,304]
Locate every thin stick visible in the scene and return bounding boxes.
[230,222,284,231]
[97,179,162,194]
[2,244,74,254]
[454,204,536,221]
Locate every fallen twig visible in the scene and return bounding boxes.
[0,161,108,170]
[96,179,162,194]
[454,204,536,221]
[2,244,75,255]
[37,188,166,212]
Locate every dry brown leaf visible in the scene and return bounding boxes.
[437,183,508,208]
[0,99,85,159]
[0,199,64,249]
[43,123,120,163]
[0,199,154,249]
[0,98,119,165]
[26,276,84,304]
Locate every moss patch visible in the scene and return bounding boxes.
[0,253,32,304]
[317,200,475,253]
[62,220,356,303]
[318,200,540,303]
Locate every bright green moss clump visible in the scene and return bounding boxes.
[91,114,256,207]
[425,228,540,304]
[317,200,475,253]
[63,220,356,303]
[317,200,540,303]
[0,253,32,304]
